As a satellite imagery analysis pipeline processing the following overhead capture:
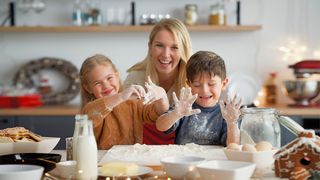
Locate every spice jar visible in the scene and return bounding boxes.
[184,4,198,25]
[240,108,281,148]
[209,3,226,25]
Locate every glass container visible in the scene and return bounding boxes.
[240,108,281,148]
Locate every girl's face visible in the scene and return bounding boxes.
[85,64,120,98]
[189,73,228,108]
[149,29,181,77]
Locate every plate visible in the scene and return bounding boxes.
[226,72,261,105]
[99,166,153,177]
[0,137,60,155]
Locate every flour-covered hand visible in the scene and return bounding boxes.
[172,87,201,117]
[120,84,146,101]
[143,76,167,104]
[219,93,242,124]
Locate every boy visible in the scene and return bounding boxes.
[156,51,242,146]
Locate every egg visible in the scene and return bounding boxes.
[255,141,273,151]
[242,144,257,152]
[227,143,241,151]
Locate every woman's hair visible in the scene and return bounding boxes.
[79,54,119,109]
[186,51,227,82]
[127,18,192,97]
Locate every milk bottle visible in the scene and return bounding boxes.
[72,114,88,160]
[76,120,98,180]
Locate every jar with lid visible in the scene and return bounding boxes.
[209,3,226,25]
[184,4,198,25]
[240,108,281,148]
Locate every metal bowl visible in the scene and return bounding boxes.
[283,80,320,106]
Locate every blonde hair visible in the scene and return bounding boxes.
[127,18,192,98]
[79,54,120,109]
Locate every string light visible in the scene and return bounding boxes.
[279,39,307,62]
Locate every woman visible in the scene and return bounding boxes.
[124,18,193,144]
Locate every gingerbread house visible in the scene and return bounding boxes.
[274,130,320,178]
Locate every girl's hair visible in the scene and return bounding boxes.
[186,51,227,82]
[127,18,192,98]
[79,54,119,109]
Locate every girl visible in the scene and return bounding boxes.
[79,54,169,149]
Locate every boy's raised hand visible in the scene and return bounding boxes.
[120,84,146,101]
[143,76,167,105]
[172,87,201,117]
[219,93,242,124]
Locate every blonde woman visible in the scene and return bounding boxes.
[124,18,193,145]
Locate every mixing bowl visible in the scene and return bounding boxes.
[283,80,320,106]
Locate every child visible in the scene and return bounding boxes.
[79,54,169,150]
[156,51,242,146]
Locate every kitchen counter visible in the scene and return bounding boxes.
[0,104,319,117]
[260,104,320,117]
[0,105,80,116]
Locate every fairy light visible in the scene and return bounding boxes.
[314,50,320,58]
[279,39,307,62]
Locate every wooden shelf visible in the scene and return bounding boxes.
[0,25,261,33]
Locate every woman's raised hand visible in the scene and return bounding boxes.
[143,76,167,105]
[219,93,242,124]
[172,87,200,117]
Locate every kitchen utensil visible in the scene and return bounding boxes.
[196,160,256,180]
[0,153,61,172]
[283,80,320,106]
[0,164,44,180]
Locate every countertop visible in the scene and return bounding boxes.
[0,104,319,117]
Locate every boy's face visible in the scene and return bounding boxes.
[85,64,121,99]
[188,73,228,108]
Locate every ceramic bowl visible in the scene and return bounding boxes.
[0,164,44,180]
[0,153,61,172]
[160,156,205,179]
[49,160,77,179]
[0,137,60,156]
[196,160,256,180]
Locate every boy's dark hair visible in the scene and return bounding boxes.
[186,51,226,82]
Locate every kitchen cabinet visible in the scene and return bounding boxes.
[0,25,261,33]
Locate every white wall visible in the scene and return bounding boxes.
[0,0,319,105]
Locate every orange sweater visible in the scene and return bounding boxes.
[82,98,159,150]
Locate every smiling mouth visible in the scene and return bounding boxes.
[200,96,212,100]
[159,60,171,64]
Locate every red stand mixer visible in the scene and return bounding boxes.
[284,60,320,107]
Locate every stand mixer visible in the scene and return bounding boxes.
[284,60,320,107]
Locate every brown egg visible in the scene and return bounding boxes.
[227,143,241,151]
[242,144,257,152]
[255,141,273,151]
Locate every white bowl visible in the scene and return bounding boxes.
[0,137,60,155]
[49,160,77,179]
[160,156,205,179]
[0,164,44,180]
[196,160,256,180]
[223,148,277,168]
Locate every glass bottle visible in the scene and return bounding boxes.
[76,120,98,180]
[264,72,277,105]
[240,108,281,148]
[184,4,198,25]
[85,0,102,25]
[72,0,85,26]
[72,114,88,161]
[209,3,226,25]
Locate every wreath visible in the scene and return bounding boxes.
[13,57,80,105]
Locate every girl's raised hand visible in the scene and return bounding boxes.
[172,87,200,117]
[120,84,146,101]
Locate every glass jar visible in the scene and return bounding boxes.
[240,108,281,148]
[209,3,226,25]
[184,4,198,25]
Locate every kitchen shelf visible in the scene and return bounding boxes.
[0,25,261,33]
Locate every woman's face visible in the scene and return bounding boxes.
[149,29,181,76]
[85,64,120,98]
